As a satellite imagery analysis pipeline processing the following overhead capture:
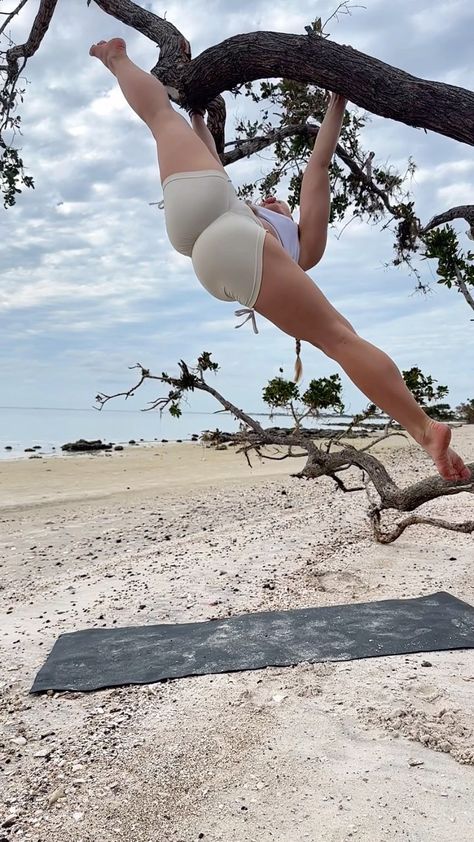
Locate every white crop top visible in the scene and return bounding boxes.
[254,206,300,262]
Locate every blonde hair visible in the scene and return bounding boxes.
[294,338,303,383]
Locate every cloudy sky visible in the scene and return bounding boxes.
[1,0,473,418]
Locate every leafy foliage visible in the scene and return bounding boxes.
[262,376,300,409]
[402,366,449,406]
[301,374,344,413]
[0,138,34,208]
[262,370,344,424]
[235,78,395,227]
[422,226,474,289]
[456,399,474,424]
[424,403,455,422]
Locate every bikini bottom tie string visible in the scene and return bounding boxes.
[234,308,259,334]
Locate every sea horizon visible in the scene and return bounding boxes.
[0,405,384,461]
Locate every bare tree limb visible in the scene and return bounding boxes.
[91,0,182,46]
[297,446,474,512]
[96,362,272,443]
[370,509,474,544]
[420,204,474,234]
[5,0,59,70]
[223,121,397,213]
[96,356,474,541]
[0,0,29,38]
[454,265,474,312]
[97,360,474,516]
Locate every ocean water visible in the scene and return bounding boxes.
[0,406,382,460]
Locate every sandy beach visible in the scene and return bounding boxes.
[1,427,473,841]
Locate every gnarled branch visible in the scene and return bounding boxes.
[223,122,397,214]
[420,204,474,235]
[96,357,474,543]
[454,266,474,312]
[90,0,227,149]
[370,509,474,544]
[184,33,474,146]
[5,0,58,72]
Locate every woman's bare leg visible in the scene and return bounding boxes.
[254,235,471,482]
[89,38,225,181]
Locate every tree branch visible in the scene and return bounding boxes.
[223,121,397,213]
[184,33,474,146]
[420,204,474,234]
[5,0,59,71]
[295,445,474,512]
[91,0,182,46]
[97,356,474,542]
[370,510,474,544]
[0,0,29,38]
[99,363,474,515]
[454,265,474,312]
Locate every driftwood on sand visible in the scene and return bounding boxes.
[96,360,474,544]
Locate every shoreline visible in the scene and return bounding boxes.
[0,431,427,511]
[1,417,468,464]
[1,423,472,512]
[0,411,410,463]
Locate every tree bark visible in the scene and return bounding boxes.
[5,0,59,72]
[6,3,474,148]
[183,33,474,147]
[420,205,474,234]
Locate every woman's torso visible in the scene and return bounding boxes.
[249,204,300,264]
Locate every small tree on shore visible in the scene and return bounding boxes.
[400,367,455,422]
[456,399,474,424]
[262,370,344,431]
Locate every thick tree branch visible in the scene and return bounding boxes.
[183,33,474,146]
[5,0,58,71]
[91,0,191,96]
[295,445,474,512]
[420,204,474,234]
[91,0,181,45]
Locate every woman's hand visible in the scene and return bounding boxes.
[328,91,348,111]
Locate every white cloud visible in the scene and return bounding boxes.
[410,1,471,36]
[437,182,474,207]
[414,159,474,184]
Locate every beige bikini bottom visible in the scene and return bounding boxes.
[162,169,267,308]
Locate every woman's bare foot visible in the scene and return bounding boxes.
[89,38,127,72]
[421,419,471,482]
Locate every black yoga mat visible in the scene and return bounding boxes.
[30,591,474,694]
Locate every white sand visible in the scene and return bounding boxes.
[1,428,473,841]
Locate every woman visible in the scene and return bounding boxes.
[89,38,470,483]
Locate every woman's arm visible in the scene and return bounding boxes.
[190,112,225,169]
[298,93,347,271]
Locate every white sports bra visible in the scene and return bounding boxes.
[253,206,300,262]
